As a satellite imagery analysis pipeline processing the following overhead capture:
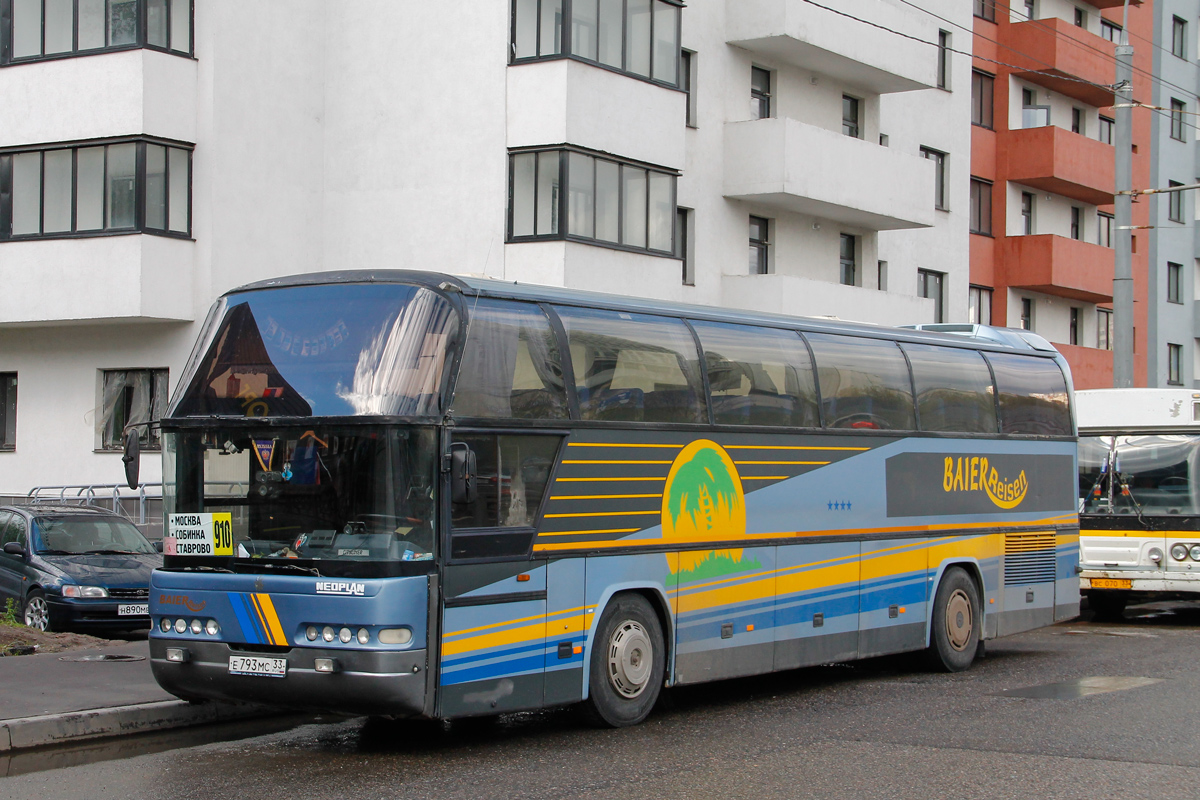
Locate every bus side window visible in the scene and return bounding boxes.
[450,434,561,561]
[900,343,998,434]
[804,333,916,431]
[553,306,706,424]
[690,320,820,427]
[984,353,1071,436]
[452,299,569,420]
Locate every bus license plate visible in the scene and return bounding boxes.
[1091,578,1132,590]
[228,655,287,678]
[118,604,148,616]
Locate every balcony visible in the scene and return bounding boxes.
[0,235,194,326]
[507,59,685,171]
[1085,0,1141,8]
[1002,234,1114,303]
[0,49,196,147]
[722,274,936,327]
[724,118,934,231]
[1000,18,1115,107]
[1054,343,1113,391]
[1003,126,1115,206]
[725,0,935,94]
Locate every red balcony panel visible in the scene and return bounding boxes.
[971,125,997,181]
[1003,234,1115,303]
[1001,18,1116,107]
[970,234,996,288]
[1087,0,1141,8]
[1054,343,1113,390]
[1003,125,1115,205]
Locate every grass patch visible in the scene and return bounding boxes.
[1,598,21,627]
[675,551,762,584]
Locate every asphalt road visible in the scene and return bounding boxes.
[4,604,1200,800]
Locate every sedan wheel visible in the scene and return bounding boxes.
[23,590,49,631]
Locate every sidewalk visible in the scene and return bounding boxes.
[0,639,273,752]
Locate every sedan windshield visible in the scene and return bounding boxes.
[34,517,157,555]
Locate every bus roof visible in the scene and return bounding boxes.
[1076,388,1200,432]
[227,269,1064,358]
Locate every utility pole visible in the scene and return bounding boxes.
[1112,0,1135,389]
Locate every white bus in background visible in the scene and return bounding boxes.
[1077,388,1200,618]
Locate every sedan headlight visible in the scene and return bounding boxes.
[62,585,109,598]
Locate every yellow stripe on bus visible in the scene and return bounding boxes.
[561,459,674,465]
[549,494,663,500]
[724,445,872,451]
[566,442,684,448]
[733,460,830,466]
[554,477,666,482]
[536,527,643,537]
[543,510,661,519]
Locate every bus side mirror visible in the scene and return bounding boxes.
[450,443,477,505]
[122,429,141,490]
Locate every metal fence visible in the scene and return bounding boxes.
[2,484,165,541]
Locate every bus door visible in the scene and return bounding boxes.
[858,538,928,658]
[774,542,858,670]
[544,558,587,706]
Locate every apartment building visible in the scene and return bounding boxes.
[1148,0,1199,387]
[970,0,1153,389]
[0,0,968,492]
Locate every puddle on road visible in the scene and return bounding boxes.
[1060,629,1160,638]
[1000,676,1163,700]
[0,713,321,779]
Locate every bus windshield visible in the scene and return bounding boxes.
[163,426,438,577]
[1079,434,1200,516]
[171,283,459,419]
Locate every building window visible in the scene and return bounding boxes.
[0,373,14,450]
[1169,343,1183,385]
[1169,181,1184,223]
[1022,88,1050,128]
[1171,99,1186,141]
[877,260,888,291]
[1173,16,1187,59]
[970,178,992,235]
[969,285,992,326]
[1101,19,1121,43]
[1070,206,1082,240]
[749,215,769,275]
[99,368,167,451]
[1098,115,1114,144]
[0,138,192,240]
[1097,308,1113,349]
[1071,108,1084,135]
[918,269,945,323]
[4,0,192,64]
[921,147,947,210]
[842,95,861,139]
[971,70,994,129]
[1073,8,1085,27]
[1021,192,1035,235]
[1168,262,1183,304]
[1020,298,1033,331]
[1023,0,1036,19]
[1098,211,1114,247]
[512,0,682,87]
[973,0,995,23]
[936,30,950,90]
[677,207,693,284]
[839,233,857,286]
[750,66,771,120]
[1069,307,1080,345]
[681,49,696,127]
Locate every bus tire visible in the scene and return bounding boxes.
[927,567,980,673]
[584,593,665,728]
[1088,591,1127,620]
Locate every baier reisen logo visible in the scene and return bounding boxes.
[885,452,1073,517]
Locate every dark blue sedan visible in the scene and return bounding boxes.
[0,505,162,632]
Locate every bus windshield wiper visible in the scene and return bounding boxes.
[239,562,321,577]
[162,565,235,573]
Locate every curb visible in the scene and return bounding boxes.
[0,700,275,752]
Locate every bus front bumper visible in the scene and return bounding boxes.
[1080,571,1200,596]
[149,638,428,718]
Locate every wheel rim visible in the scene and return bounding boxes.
[606,619,652,698]
[24,596,48,631]
[945,588,973,651]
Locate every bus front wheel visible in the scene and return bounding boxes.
[927,567,980,673]
[584,593,665,728]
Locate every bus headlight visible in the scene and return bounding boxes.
[379,628,412,645]
[357,628,370,645]
[322,626,335,642]
[1190,545,1200,562]
[160,618,171,633]
[205,619,220,636]
[190,619,203,635]
[1149,547,1165,564]
[174,618,187,634]
[338,627,352,644]
[1170,544,1188,561]
[306,626,318,641]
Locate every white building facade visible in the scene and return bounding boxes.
[0,0,970,493]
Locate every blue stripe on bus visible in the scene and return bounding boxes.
[440,653,548,686]
[228,593,262,644]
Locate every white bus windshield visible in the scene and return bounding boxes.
[1080,434,1200,516]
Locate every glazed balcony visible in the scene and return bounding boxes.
[725,0,935,94]
[1004,125,1115,206]
[1003,234,1114,304]
[1000,18,1116,107]
[724,118,934,231]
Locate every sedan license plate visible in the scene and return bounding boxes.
[228,655,287,678]
[117,603,148,616]
[1091,578,1132,590]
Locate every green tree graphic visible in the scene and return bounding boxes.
[667,448,740,533]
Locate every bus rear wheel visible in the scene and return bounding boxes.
[584,593,665,728]
[927,567,980,673]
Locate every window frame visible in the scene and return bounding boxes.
[96,367,168,452]
[968,285,992,326]
[1069,307,1080,345]
[917,269,945,324]
[973,0,995,23]
[1098,308,1113,350]
[936,30,950,90]
[1172,16,1187,60]
[750,65,771,120]
[0,135,193,241]
[1098,115,1114,145]
[1020,297,1034,331]
[1168,181,1184,223]
[1171,99,1187,142]
[1168,343,1183,385]
[970,177,992,236]
[1,0,194,65]
[1021,191,1035,235]
[1098,211,1114,247]
[0,372,14,451]
[839,233,857,286]
[749,215,770,275]
[1070,206,1082,241]
[971,70,995,129]
[921,147,948,211]
[1101,19,1121,43]
[842,95,861,139]
[1168,262,1183,304]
